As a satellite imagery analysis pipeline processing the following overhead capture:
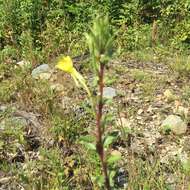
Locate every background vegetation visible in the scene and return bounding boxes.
[0,0,190,64]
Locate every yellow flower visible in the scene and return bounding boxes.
[55,56,91,97]
[56,56,74,73]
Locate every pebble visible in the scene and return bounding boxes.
[161,115,187,135]
[32,64,52,79]
[103,87,116,99]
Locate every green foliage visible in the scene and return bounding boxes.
[85,15,114,70]
[0,0,190,63]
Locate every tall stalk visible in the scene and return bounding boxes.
[96,63,110,190]
[85,15,114,189]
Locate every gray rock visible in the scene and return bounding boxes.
[32,64,52,79]
[103,87,116,99]
[12,117,28,126]
[0,117,27,130]
[161,115,187,135]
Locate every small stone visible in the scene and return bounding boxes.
[166,174,177,190]
[161,115,187,135]
[103,87,116,99]
[32,64,52,79]
[0,177,12,184]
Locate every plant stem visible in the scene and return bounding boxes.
[96,62,111,190]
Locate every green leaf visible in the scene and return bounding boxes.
[81,142,96,150]
[107,151,122,164]
[103,135,116,148]
[109,170,116,187]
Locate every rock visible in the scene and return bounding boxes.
[12,117,28,126]
[161,115,187,135]
[39,73,52,80]
[0,117,27,130]
[32,64,52,79]
[103,87,116,99]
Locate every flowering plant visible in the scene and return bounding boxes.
[56,15,118,190]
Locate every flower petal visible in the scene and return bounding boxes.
[56,56,74,73]
[72,69,91,97]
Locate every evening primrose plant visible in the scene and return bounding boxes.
[56,15,117,190]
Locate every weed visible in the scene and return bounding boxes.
[130,69,152,82]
